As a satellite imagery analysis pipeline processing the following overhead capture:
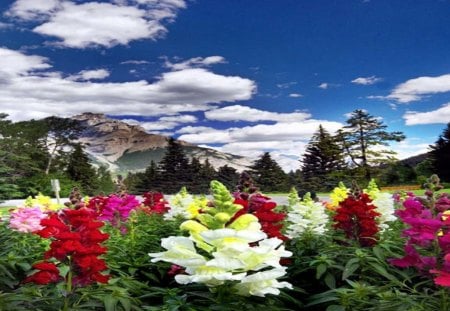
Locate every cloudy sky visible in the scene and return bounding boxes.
[1,0,449,171]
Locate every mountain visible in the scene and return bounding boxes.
[399,152,431,167]
[71,113,252,174]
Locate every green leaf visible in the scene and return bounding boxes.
[367,262,401,284]
[316,263,327,279]
[327,305,346,311]
[372,245,385,261]
[119,297,131,311]
[103,295,118,311]
[324,273,336,289]
[342,261,359,280]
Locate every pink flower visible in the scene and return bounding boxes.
[9,207,46,233]
[431,270,450,287]
[97,194,140,227]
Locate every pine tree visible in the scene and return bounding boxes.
[66,144,98,195]
[135,160,160,193]
[216,165,239,190]
[301,125,347,191]
[338,109,405,181]
[158,137,191,193]
[250,152,288,192]
[430,123,450,182]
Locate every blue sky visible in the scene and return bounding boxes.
[1,0,449,171]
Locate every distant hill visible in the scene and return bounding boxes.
[71,113,252,174]
[399,152,431,167]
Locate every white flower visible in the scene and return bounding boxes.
[233,268,293,297]
[176,266,247,286]
[372,192,396,231]
[149,236,206,267]
[200,228,267,248]
[286,198,328,238]
[164,188,196,220]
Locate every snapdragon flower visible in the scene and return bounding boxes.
[285,191,328,238]
[164,187,206,220]
[150,180,292,297]
[9,207,46,233]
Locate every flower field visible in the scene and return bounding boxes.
[1,175,450,311]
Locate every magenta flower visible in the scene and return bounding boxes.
[389,243,436,271]
[436,194,450,213]
[97,194,140,227]
[9,207,46,233]
[402,218,443,247]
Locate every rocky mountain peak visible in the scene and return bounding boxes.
[69,113,252,174]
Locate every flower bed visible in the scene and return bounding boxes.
[1,175,450,310]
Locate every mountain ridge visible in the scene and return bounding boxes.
[70,113,252,174]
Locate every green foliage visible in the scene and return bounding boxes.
[378,162,417,186]
[0,222,48,291]
[250,152,289,192]
[301,125,347,192]
[157,138,192,193]
[66,144,99,195]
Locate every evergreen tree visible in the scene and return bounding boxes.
[135,160,160,193]
[301,125,347,191]
[430,123,450,182]
[158,137,191,193]
[0,114,41,199]
[187,157,204,193]
[96,166,115,194]
[250,152,288,192]
[216,165,239,190]
[338,109,405,181]
[66,144,98,195]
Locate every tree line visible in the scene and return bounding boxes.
[0,114,115,201]
[1,109,449,199]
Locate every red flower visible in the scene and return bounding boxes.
[333,193,380,247]
[142,192,169,214]
[24,261,62,285]
[232,193,288,240]
[27,208,110,287]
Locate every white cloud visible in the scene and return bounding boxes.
[318,83,329,89]
[177,121,344,172]
[289,93,303,98]
[276,82,297,89]
[403,103,450,125]
[7,0,187,48]
[121,60,150,65]
[121,114,196,131]
[177,120,342,144]
[351,75,382,85]
[6,0,61,20]
[0,48,256,121]
[67,69,110,81]
[165,56,226,71]
[388,74,450,103]
[204,105,310,122]
[0,47,51,76]
[389,139,430,160]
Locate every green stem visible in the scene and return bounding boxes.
[63,260,73,311]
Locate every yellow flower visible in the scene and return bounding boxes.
[329,182,348,208]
